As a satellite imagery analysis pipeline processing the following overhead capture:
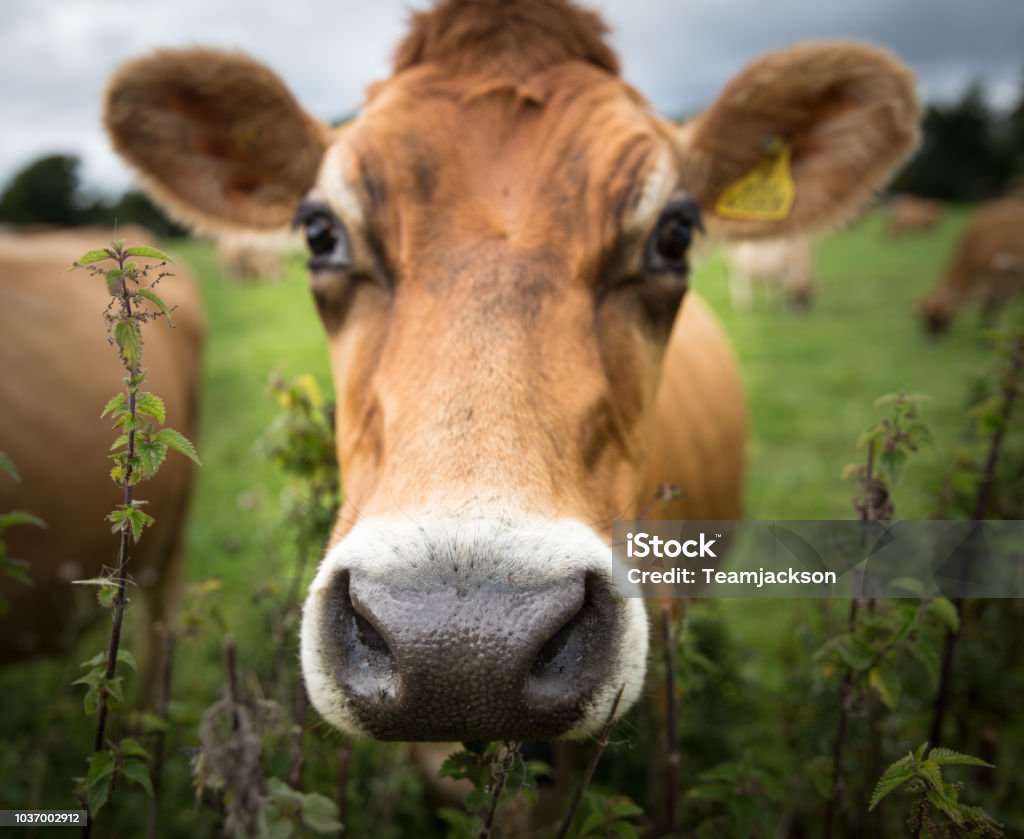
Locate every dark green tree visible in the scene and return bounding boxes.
[893,83,1013,201]
[0,153,83,226]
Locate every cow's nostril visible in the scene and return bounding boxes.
[527,573,603,708]
[327,571,398,700]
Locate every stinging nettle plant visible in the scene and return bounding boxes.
[66,239,200,831]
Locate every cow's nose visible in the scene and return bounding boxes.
[321,569,618,740]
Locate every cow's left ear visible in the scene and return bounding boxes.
[678,41,920,239]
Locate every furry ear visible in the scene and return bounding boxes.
[678,41,920,239]
[104,48,329,232]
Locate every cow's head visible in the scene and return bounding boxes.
[105,0,918,740]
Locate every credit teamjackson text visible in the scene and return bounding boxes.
[610,520,1024,599]
[624,530,836,588]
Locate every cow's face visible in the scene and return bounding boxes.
[105,1,918,741]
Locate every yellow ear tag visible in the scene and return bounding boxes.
[714,139,795,221]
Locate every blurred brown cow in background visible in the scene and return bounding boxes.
[887,194,945,236]
[215,229,303,283]
[917,197,1024,334]
[0,227,204,673]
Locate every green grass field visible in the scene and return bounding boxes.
[3,204,1021,836]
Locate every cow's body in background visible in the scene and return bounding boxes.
[888,194,945,236]
[918,197,1024,333]
[0,228,204,666]
[726,238,816,310]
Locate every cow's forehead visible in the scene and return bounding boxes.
[317,64,679,249]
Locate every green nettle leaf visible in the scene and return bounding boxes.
[136,392,166,424]
[106,675,125,708]
[928,598,961,633]
[114,319,142,369]
[137,288,173,322]
[155,427,201,466]
[116,649,138,671]
[108,506,155,543]
[110,434,129,452]
[121,759,154,797]
[869,757,915,810]
[0,451,19,481]
[98,585,117,608]
[124,245,174,263]
[87,774,112,816]
[929,748,995,768]
[101,393,129,420]
[119,738,150,760]
[105,268,125,296]
[299,792,344,833]
[66,249,114,271]
[87,750,116,785]
[136,437,168,479]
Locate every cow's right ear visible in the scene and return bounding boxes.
[104,48,329,232]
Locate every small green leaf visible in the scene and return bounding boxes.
[114,319,142,369]
[136,436,168,479]
[0,451,19,481]
[87,750,116,784]
[106,676,125,708]
[101,393,129,420]
[299,792,344,833]
[121,759,154,797]
[105,268,125,296]
[117,649,138,671]
[928,598,961,633]
[124,245,174,263]
[138,288,173,322]
[67,249,114,271]
[929,748,995,769]
[118,738,150,760]
[87,774,112,816]
[155,427,201,466]
[136,392,166,424]
[869,762,915,810]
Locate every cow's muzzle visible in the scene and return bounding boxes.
[300,518,648,741]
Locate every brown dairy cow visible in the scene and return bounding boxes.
[917,197,1024,334]
[726,237,816,310]
[887,194,946,236]
[103,0,918,741]
[0,228,204,668]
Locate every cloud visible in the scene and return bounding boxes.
[1,0,1021,193]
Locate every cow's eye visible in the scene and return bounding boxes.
[293,201,351,271]
[646,198,703,273]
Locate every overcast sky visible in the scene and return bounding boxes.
[2,0,1022,195]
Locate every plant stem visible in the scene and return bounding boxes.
[83,256,137,839]
[825,440,881,838]
[929,333,1023,748]
[555,685,625,839]
[479,742,518,839]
